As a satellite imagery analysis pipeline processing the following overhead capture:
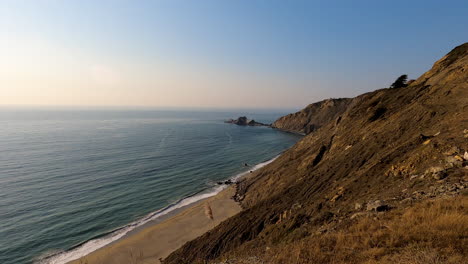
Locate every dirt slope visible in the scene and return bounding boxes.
[163,43,468,264]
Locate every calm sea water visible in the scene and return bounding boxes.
[0,108,301,264]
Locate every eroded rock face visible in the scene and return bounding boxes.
[271,98,352,134]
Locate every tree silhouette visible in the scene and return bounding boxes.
[390,74,408,88]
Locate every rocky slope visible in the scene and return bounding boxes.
[271,98,352,134]
[163,43,468,264]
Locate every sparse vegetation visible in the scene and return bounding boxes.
[219,197,467,264]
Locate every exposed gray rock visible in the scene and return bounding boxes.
[425,166,447,180]
[366,200,389,212]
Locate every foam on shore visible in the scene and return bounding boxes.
[37,155,279,264]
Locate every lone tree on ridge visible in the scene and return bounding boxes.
[390,74,408,88]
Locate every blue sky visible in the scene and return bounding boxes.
[0,0,467,109]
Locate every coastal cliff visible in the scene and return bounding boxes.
[271,98,352,134]
[164,43,468,263]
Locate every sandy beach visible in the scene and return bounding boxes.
[68,186,241,264]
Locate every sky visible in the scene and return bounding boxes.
[0,0,467,109]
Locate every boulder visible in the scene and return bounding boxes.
[217,179,234,185]
[366,200,389,212]
[426,166,447,179]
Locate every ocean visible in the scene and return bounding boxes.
[0,108,301,264]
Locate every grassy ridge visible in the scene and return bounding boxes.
[218,197,466,264]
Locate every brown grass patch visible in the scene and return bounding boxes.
[218,197,467,264]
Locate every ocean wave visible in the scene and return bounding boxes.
[36,155,279,264]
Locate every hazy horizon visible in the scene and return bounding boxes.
[1,0,467,109]
[0,104,301,113]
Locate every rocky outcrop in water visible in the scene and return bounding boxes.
[225,116,269,126]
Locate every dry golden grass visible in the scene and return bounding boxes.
[220,197,467,264]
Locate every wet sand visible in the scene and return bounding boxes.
[68,186,241,264]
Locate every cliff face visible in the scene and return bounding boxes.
[164,43,468,264]
[271,98,352,134]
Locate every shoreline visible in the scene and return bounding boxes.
[68,186,241,264]
[40,155,280,264]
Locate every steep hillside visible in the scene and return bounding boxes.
[163,43,468,264]
[271,98,352,134]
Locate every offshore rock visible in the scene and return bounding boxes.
[225,116,269,126]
